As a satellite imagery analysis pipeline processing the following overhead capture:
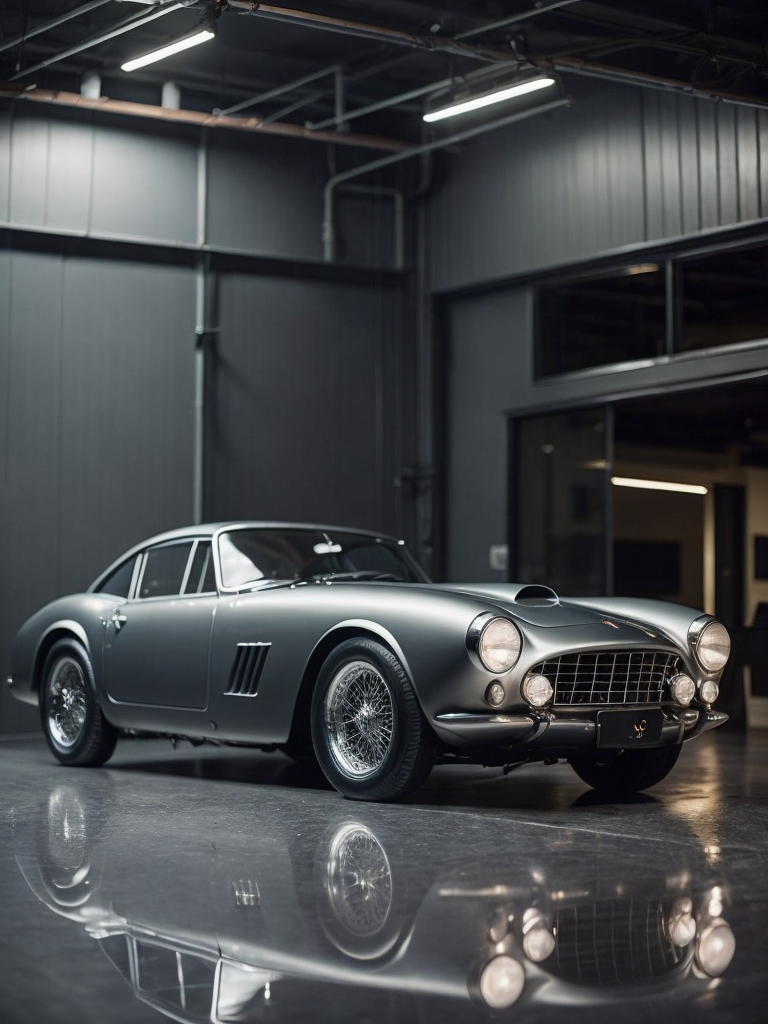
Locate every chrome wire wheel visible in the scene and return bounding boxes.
[324,660,395,779]
[47,657,88,750]
[326,822,393,940]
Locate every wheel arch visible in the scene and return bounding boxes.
[286,620,414,749]
[33,622,92,697]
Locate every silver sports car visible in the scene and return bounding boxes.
[7,521,731,801]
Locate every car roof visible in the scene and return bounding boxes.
[88,521,402,592]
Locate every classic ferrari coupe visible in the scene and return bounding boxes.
[8,522,731,801]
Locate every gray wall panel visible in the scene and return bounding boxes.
[207,273,406,534]
[444,290,528,582]
[46,119,95,232]
[206,134,326,260]
[7,113,50,227]
[90,123,198,243]
[0,249,195,733]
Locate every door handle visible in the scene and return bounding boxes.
[111,611,127,631]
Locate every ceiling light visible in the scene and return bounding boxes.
[611,476,708,495]
[424,76,556,123]
[121,29,214,73]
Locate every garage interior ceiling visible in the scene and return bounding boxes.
[1,0,768,144]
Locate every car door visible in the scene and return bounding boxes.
[103,539,217,709]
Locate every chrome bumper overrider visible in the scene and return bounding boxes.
[434,706,729,750]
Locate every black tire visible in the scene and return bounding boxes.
[569,743,682,795]
[310,638,437,802]
[40,639,117,767]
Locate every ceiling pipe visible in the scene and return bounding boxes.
[227,3,768,114]
[541,54,768,112]
[0,83,409,151]
[218,63,340,116]
[323,95,573,262]
[0,0,116,56]
[454,0,583,40]
[9,1,187,81]
[226,2,513,63]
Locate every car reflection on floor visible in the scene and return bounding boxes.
[15,774,735,1022]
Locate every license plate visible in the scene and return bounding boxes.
[597,709,664,748]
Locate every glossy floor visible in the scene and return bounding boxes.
[1,731,766,1024]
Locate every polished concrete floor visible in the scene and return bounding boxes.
[1,730,767,1024]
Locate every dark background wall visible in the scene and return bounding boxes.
[0,103,410,733]
[3,75,768,732]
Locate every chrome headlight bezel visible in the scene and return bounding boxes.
[467,614,522,674]
[689,617,731,674]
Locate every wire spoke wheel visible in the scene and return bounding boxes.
[47,657,88,749]
[41,639,117,767]
[311,638,437,801]
[325,661,395,778]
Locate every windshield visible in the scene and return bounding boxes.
[217,528,430,589]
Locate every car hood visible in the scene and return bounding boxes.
[431,583,654,631]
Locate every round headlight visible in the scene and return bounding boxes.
[486,682,506,708]
[670,672,696,706]
[695,919,736,977]
[478,956,525,1009]
[522,922,556,963]
[471,617,522,674]
[694,620,731,673]
[522,673,554,708]
[700,679,719,704]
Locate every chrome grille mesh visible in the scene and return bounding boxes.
[532,650,681,706]
[552,899,684,986]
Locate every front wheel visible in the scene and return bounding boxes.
[568,743,682,795]
[41,640,117,767]
[311,639,436,802]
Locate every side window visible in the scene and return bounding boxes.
[94,555,138,598]
[183,541,216,595]
[138,543,193,599]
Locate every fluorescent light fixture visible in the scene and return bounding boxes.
[611,476,708,495]
[424,76,556,123]
[121,29,214,72]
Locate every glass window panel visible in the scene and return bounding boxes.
[139,542,193,599]
[515,408,610,595]
[679,243,768,352]
[537,264,666,375]
[183,541,215,594]
[94,555,137,598]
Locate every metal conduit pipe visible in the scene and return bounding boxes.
[0,84,409,151]
[218,63,340,117]
[322,96,573,262]
[9,1,187,81]
[0,0,116,55]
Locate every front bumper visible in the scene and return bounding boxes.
[432,706,728,752]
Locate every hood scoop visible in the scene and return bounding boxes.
[514,585,559,607]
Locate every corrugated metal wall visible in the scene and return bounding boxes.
[429,80,768,292]
[0,102,409,733]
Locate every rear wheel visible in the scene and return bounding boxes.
[569,744,682,795]
[311,638,436,802]
[41,640,117,767]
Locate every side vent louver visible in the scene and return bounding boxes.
[226,643,271,697]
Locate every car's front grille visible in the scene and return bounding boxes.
[533,650,681,706]
[551,898,685,986]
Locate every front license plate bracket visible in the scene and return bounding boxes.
[597,709,664,748]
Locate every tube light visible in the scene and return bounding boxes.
[121,29,214,72]
[424,76,556,122]
[611,476,708,495]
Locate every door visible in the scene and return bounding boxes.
[512,406,612,595]
[104,540,216,709]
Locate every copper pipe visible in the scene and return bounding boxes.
[0,84,410,150]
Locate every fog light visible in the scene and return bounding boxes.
[522,673,553,708]
[668,897,696,946]
[478,956,525,1009]
[695,919,736,977]
[700,679,719,704]
[670,672,696,706]
[486,682,505,708]
[522,916,556,962]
